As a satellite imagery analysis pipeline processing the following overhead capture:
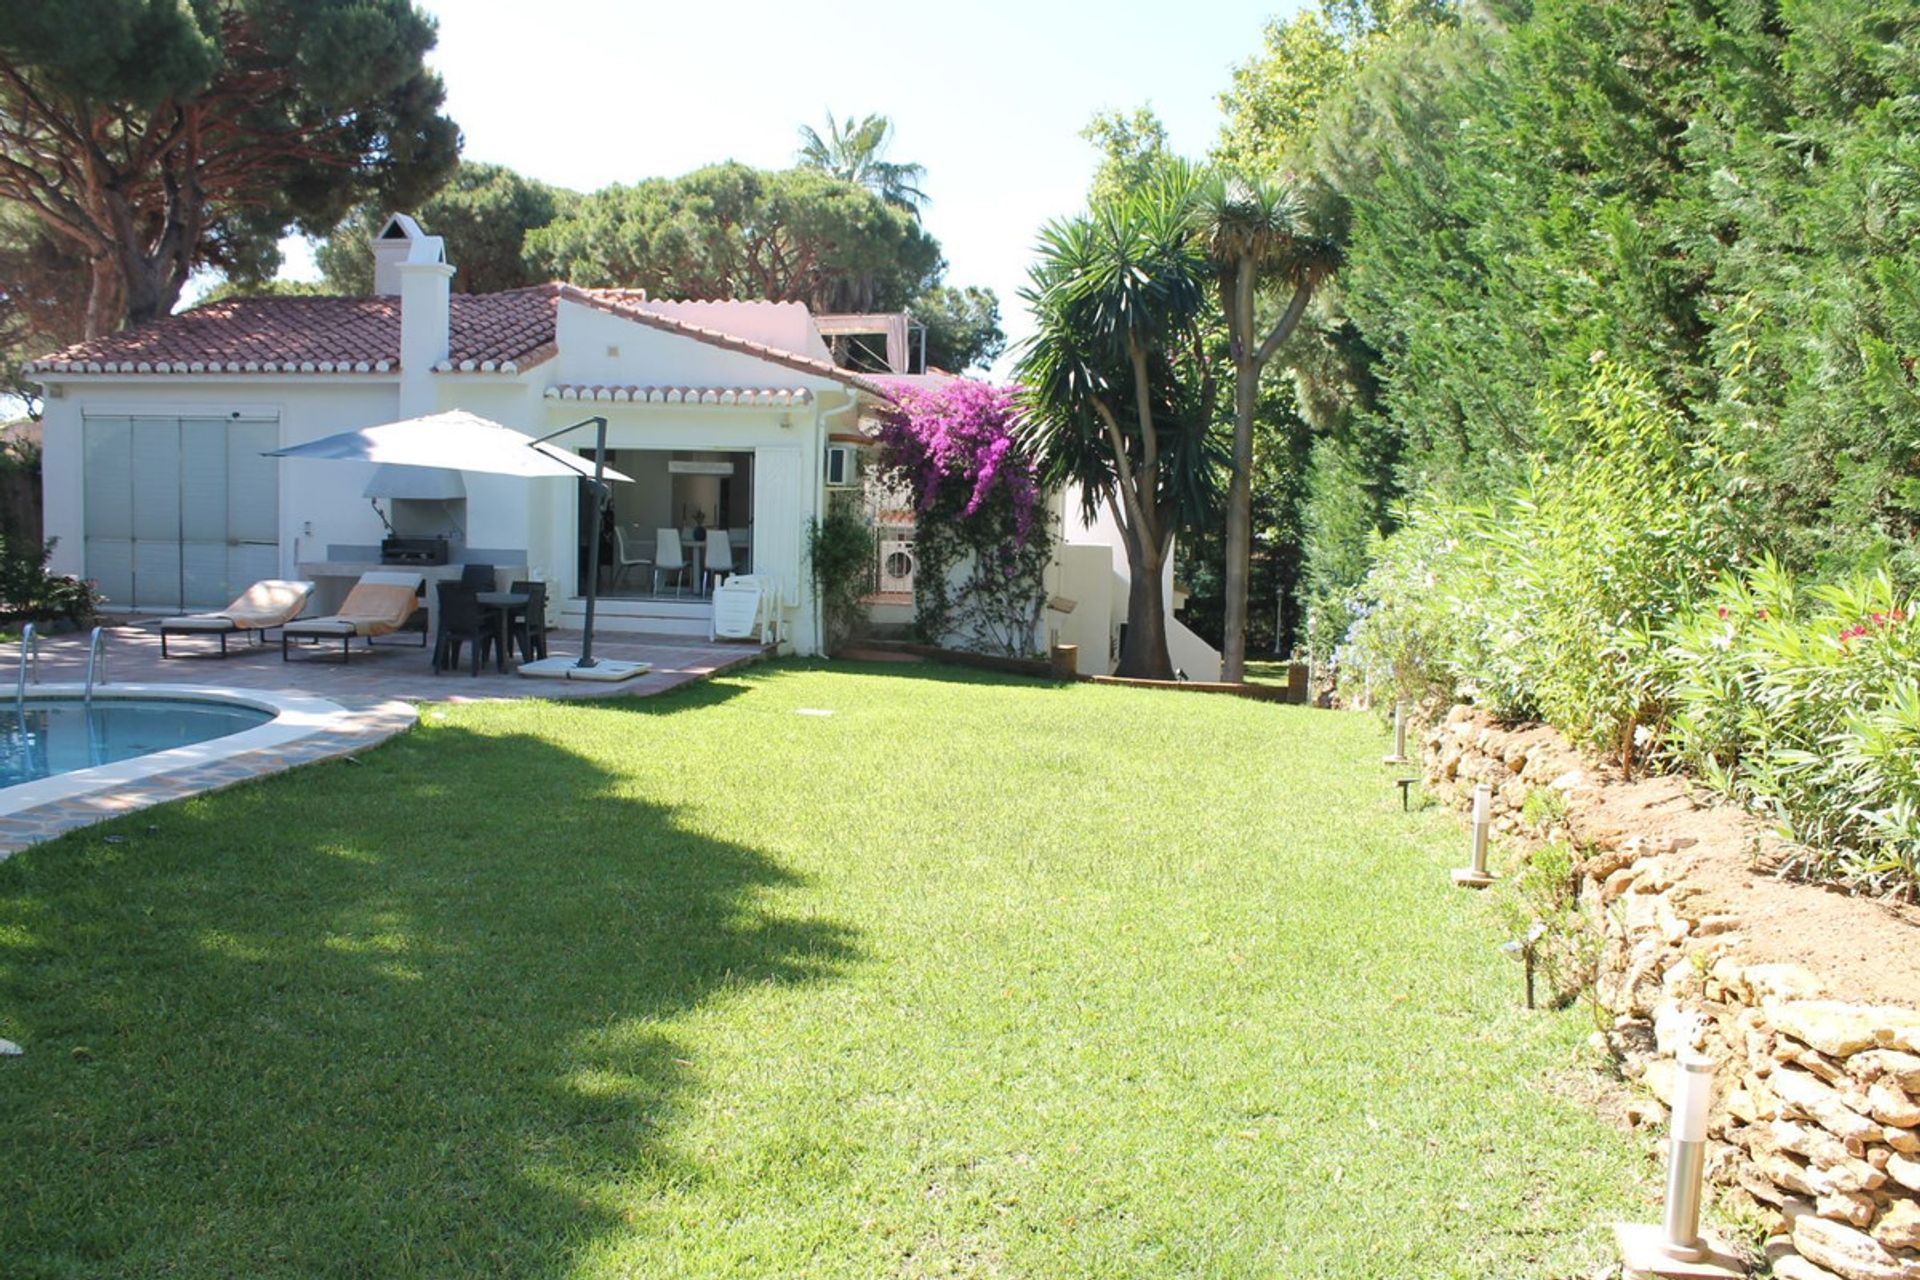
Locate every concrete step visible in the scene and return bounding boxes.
[561,596,710,637]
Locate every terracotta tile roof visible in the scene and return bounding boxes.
[27,296,403,374]
[544,384,816,406]
[448,289,560,369]
[25,289,563,375]
[26,283,896,402]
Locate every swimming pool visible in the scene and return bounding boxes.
[0,684,409,857]
[1,697,274,788]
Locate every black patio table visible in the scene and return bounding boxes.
[474,591,530,672]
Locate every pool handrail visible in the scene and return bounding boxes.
[83,626,108,706]
[13,621,37,710]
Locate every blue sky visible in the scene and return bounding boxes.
[276,0,1306,366]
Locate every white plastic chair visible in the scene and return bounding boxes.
[710,575,768,642]
[612,525,652,588]
[703,530,735,593]
[652,528,688,596]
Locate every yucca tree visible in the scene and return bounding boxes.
[797,113,929,214]
[1017,168,1223,680]
[1194,170,1342,682]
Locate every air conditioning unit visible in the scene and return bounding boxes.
[824,444,857,488]
[878,540,916,593]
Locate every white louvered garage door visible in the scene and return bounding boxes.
[83,414,280,611]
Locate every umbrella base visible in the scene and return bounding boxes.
[517,655,652,682]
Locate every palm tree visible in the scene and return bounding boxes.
[1193,170,1341,682]
[797,114,928,214]
[1017,167,1223,680]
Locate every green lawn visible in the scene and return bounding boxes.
[1243,658,1295,689]
[0,662,1654,1278]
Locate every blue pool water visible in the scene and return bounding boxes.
[0,698,274,789]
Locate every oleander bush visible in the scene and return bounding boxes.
[1347,363,1734,761]
[1663,561,1920,892]
[1344,363,1918,895]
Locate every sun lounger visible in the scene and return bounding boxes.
[160,580,315,657]
[281,571,426,662]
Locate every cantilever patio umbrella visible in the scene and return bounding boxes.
[267,410,646,681]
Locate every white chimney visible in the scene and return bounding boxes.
[372,214,455,417]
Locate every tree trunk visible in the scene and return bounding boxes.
[82,254,117,340]
[1114,500,1174,680]
[1223,276,1316,681]
[1221,258,1259,684]
[1221,357,1257,682]
[117,237,188,327]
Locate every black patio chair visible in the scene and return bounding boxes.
[459,563,497,591]
[432,580,496,676]
[509,580,548,662]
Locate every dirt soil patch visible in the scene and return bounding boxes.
[1455,712,1920,1008]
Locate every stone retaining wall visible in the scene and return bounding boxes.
[1425,706,1920,1280]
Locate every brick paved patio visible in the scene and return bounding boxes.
[10,617,771,707]
[0,619,772,855]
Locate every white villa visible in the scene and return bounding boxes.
[27,215,1220,677]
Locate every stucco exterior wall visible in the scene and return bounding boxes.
[35,311,849,653]
[1054,482,1218,677]
[39,377,407,587]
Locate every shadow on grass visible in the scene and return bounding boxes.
[0,719,858,1278]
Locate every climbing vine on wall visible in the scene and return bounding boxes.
[875,380,1052,658]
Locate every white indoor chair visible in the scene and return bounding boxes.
[702,530,735,594]
[652,527,689,596]
[612,525,652,588]
[729,527,751,574]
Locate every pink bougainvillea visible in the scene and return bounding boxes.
[875,378,1039,543]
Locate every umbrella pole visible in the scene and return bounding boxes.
[577,419,609,668]
[526,415,612,670]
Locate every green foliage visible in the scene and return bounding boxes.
[1299,433,1387,663]
[1016,164,1225,679]
[1347,363,1735,758]
[1178,367,1313,654]
[911,284,1004,374]
[1224,0,1920,894]
[0,0,458,327]
[796,113,927,213]
[806,498,876,652]
[1215,0,1460,176]
[0,534,97,626]
[1519,786,1568,831]
[1493,840,1601,1016]
[1345,364,1920,893]
[910,498,1053,660]
[525,163,942,314]
[316,162,572,295]
[1291,0,1920,573]
[1017,168,1221,529]
[194,278,336,305]
[1081,106,1174,206]
[0,207,87,410]
[1664,561,1920,892]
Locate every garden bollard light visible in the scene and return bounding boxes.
[1383,703,1409,764]
[1612,1052,1741,1278]
[1451,783,1495,887]
[1660,1053,1714,1260]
